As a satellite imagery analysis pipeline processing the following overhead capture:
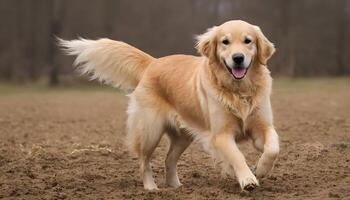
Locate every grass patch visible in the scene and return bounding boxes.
[273,77,350,93]
[0,82,119,96]
[0,77,348,96]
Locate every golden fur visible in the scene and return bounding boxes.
[59,20,280,192]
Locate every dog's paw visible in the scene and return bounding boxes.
[243,182,257,192]
[167,182,183,189]
[144,183,159,191]
[166,173,183,188]
[166,177,183,188]
[255,162,274,179]
[255,166,269,179]
[239,175,259,192]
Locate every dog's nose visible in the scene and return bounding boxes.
[232,53,244,65]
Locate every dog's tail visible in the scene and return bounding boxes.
[58,38,154,91]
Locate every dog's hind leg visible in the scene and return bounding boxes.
[126,101,165,190]
[165,128,192,188]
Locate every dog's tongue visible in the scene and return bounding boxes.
[232,67,247,79]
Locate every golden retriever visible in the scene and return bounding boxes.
[59,20,279,192]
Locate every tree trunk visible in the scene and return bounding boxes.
[12,0,24,82]
[48,0,64,86]
[336,0,347,75]
[282,0,295,76]
[28,0,37,81]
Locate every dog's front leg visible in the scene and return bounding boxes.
[252,126,280,178]
[212,132,259,191]
[247,95,280,179]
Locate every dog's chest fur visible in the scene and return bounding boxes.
[212,76,269,122]
[202,61,270,121]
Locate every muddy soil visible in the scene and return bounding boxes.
[0,79,349,199]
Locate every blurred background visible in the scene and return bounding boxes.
[0,0,349,86]
[1,2,350,199]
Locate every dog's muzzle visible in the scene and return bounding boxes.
[224,60,251,80]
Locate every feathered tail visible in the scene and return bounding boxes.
[58,38,154,90]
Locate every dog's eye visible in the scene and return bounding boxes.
[244,38,251,44]
[222,39,229,45]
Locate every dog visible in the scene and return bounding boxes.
[59,20,279,192]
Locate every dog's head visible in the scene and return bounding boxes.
[196,20,275,80]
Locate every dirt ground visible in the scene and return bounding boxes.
[0,78,349,200]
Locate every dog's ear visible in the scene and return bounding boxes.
[254,26,275,65]
[195,26,218,62]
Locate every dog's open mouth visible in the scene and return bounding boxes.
[224,61,249,80]
[231,67,248,79]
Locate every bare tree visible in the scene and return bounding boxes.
[27,1,38,81]
[48,0,65,86]
[281,0,295,76]
[11,0,25,82]
[336,0,347,75]
[0,0,350,82]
